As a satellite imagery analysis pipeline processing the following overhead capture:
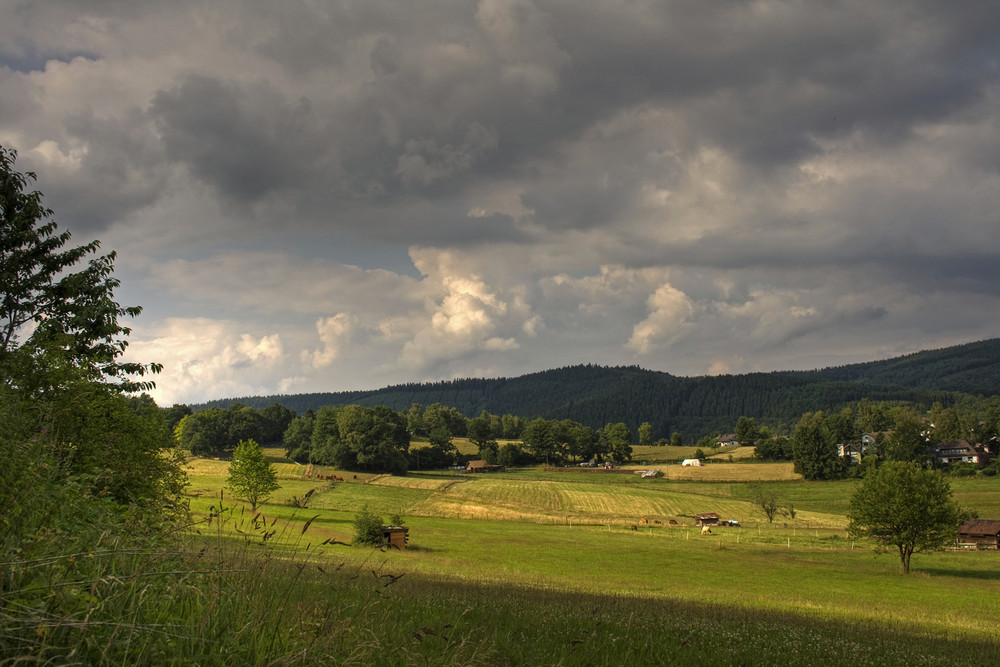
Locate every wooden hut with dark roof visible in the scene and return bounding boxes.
[957,519,1000,549]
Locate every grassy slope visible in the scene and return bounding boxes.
[183,455,1000,662]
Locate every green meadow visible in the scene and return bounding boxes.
[171,451,1000,665]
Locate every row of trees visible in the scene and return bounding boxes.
[171,402,296,456]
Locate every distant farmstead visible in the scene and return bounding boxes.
[957,519,1000,549]
[693,513,720,526]
[465,460,505,473]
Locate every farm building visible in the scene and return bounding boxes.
[716,434,739,447]
[381,526,409,549]
[693,513,720,527]
[957,519,1000,549]
[465,460,505,473]
[681,459,702,467]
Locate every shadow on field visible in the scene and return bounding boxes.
[918,566,1000,581]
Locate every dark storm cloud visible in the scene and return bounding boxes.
[150,75,326,205]
[3,0,1000,403]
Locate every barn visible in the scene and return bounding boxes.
[957,519,1000,549]
[466,460,505,473]
[693,513,720,527]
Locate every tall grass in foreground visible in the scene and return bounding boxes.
[4,495,998,665]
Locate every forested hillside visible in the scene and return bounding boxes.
[793,338,1000,395]
[194,338,1000,437]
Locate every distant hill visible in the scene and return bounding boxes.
[792,338,1000,395]
[194,338,1000,438]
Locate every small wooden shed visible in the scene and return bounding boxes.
[957,519,1000,549]
[693,513,720,527]
[381,526,409,549]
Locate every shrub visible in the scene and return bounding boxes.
[353,506,384,546]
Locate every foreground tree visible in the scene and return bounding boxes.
[1,145,159,392]
[847,462,964,574]
[227,439,280,511]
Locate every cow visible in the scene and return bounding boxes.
[653,520,662,525]
[668,519,678,525]
[701,525,712,535]
[640,517,648,524]
[630,524,638,531]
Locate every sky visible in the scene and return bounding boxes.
[1,1,998,407]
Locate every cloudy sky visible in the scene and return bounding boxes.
[2,1,998,406]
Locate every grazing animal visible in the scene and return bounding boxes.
[630,524,638,531]
[668,519,678,525]
[701,525,712,535]
[653,520,662,525]
[640,517,648,524]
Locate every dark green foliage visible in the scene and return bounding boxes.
[734,416,759,446]
[310,404,410,474]
[409,441,457,469]
[883,409,930,462]
[792,413,847,481]
[467,410,497,449]
[353,506,384,546]
[175,402,299,456]
[0,145,159,393]
[283,410,315,461]
[755,436,793,461]
[796,338,1000,396]
[601,422,633,464]
[498,441,536,467]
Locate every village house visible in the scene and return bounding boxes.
[933,441,988,465]
[837,443,862,465]
[716,434,739,447]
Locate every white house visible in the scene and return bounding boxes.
[681,459,702,467]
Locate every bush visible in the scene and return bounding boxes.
[353,506,384,546]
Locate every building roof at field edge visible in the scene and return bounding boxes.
[958,519,1000,537]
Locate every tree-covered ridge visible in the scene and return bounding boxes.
[191,336,1000,437]
[792,338,1000,395]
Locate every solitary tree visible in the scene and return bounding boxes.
[847,461,964,574]
[749,485,782,524]
[227,439,280,511]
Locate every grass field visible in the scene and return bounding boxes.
[176,454,1000,664]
